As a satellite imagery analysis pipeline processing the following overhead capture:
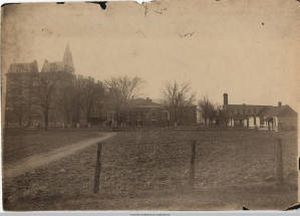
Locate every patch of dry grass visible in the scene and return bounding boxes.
[3,128,298,210]
[2,128,101,164]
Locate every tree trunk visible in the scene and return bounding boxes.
[174,107,178,126]
[44,109,49,131]
[18,115,23,128]
[86,108,91,124]
[72,103,80,127]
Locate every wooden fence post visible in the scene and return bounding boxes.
[94,142,102,193]
[189,140,196,188]
[276,138,284,184]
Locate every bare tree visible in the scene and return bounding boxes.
[54,72,76,127]
[162,81,195,126]
[36,71,62,130]
[198,96,216,126]
[76,76,105,124]
[5,72,39,127]
[105,76,143,125]
[5,78,26,127]
[214,104,229,126]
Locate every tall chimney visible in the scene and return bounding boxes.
[223,93,228,106]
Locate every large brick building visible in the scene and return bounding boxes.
[5,45,75,128]
[105,98,170,127]
[5,61,40,127]
[41,44,74,74]
[5,44,197,129]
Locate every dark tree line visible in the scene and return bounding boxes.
[161,81,226,127]
[6,72,224,130]
[6,71,106,130]
[5,71,145,130]
[198,96,227,126]
[5,72,38,128]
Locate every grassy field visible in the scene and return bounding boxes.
[2,128,102,165]
[2,128,298,210]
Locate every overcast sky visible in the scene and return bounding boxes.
[2,0,300,108]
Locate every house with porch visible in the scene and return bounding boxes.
[222,93,297,131]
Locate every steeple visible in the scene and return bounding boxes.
[63,44,74,73]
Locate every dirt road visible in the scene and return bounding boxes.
[3,132,116,179]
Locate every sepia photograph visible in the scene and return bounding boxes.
[1,0,300,211]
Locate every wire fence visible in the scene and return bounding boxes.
[92,131,297,195]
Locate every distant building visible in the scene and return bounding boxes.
[5,60,40,127]
[41,44,74,73]
[222,93,297,131]
[261,103,298,131]
[40,45,76,127]
[125,98,170,127]
[168,105,197,126]
[105,98,170,127]
[5,45,76,128]
[103,97,197,128]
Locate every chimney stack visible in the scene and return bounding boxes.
[223,93,228,106]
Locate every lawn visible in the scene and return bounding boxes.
[2,128,102,165]
[2,128,298,210]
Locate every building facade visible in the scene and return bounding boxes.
[5,45,76,128]
[5,61,40,127]
[105,98,170,128]
[222,93,297,131]
[41,44,74,74]
[103,98,197,128]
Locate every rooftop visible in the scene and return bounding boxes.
[8,61,38,73]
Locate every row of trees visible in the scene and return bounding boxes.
[105,76,144,124]
[198,96,226,126]
[37,72,106,130]
[5,71,146,130]
[162,81,224,126]
[6,70,220,130]
[5,71,103,130]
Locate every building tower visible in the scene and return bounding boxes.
[63,44,74,73]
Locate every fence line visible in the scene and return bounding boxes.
[93,142,102,193]
[275,138,284,184]
[189,140,196,188]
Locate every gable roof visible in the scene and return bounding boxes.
[224,104,272,116]
[41,60,65,73]
[128,98,162,109]
[225,104,271,109]
[224,103,297,117]
[262,105,297,118]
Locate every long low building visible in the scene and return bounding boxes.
[222,93,297,131]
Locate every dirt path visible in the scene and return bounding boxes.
[3,132,116,179]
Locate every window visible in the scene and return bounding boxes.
[151,111,157,120]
